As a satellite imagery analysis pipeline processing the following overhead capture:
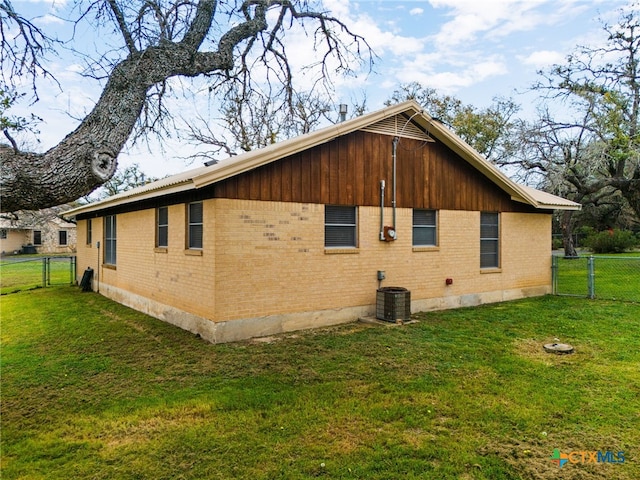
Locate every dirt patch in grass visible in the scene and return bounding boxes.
[481,435,630,480]
[514,338,583,366]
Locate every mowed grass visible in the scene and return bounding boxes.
[1,288,639,479]
[554,252,640,301]
[0,256,75,294]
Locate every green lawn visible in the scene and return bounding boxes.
[554,253,640,302]
[1,287,638,479]
[0,256,75,294]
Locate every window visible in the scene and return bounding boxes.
[0,229,6,239]
[187,202,203,249]
[59,230,68,246]
[104,215,117,265]
[413,209,437,246]
[33,230,42,245]
[325,205,357,248]
[86,219,92,245]
[480,212,500,268]
[156,206,168,248]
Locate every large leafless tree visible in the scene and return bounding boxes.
[0,0,371,212]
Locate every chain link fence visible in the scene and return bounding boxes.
[552,254,640,302]
[0,256,76,295]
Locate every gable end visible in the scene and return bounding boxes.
[361,114,435,143]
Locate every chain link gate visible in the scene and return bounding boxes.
[552,255,640,302]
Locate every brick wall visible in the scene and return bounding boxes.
[75,200,552,341]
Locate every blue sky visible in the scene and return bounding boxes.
[7,0,633,178]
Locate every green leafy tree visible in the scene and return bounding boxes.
[505,8,640,255]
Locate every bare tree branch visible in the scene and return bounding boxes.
[0,0,373,212]
[107,0,137,53]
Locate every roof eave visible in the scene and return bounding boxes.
[64,180,196,218]
[192,101,424,189]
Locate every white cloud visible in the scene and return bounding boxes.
[321,1,426,57]
[409,8,424,16]
[426,0,590,49]
[398,55,508,93]
[519,50,566,68]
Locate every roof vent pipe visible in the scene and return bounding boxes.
[339,104,348,122]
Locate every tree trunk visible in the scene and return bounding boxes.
[0,0,367,212]
[0,0,263,213]
[1,59,148,212]
[561,210,578,258]
[619,174,640,221]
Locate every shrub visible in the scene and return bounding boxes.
[584,229,638,253]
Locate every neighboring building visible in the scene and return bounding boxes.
[0,208,77,255]
[66,101,580,343]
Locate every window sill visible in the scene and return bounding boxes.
[480,267,502,274]
[154,247,168,254]
[324,248,359,255]
[102,264,116,270]
[413,246,439,252]
[184,249,203,256]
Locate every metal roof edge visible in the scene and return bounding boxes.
[64,180,196,217]
[63,99,580,216]
[516,185,582,211]
[191,101,423,189]
[414,115,582,211]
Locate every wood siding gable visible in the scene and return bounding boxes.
[212,129,537,213]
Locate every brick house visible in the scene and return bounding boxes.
[66,101,579,343]
[1,209,77,256]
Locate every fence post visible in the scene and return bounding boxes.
[70,256,76,285]
[587,256,596,299]
[551,255,558,295]
[42,257,47,288]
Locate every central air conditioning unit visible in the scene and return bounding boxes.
[376,287,411,323]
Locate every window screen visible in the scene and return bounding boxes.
[33,230,42,245]
[104,215,117,265]
[413,209,437,246]
[480,212,499,268]
[59,230,68,246]
[86,219,92,245]
[157,206,168,248]
[325,206,356,248]
[188,202,203,249]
